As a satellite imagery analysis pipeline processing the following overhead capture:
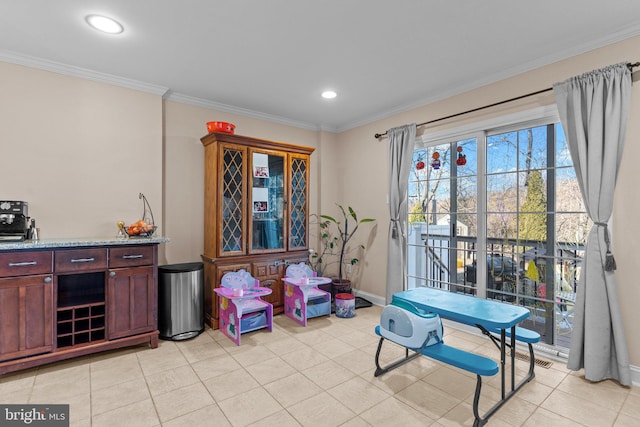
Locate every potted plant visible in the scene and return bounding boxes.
[309,204,375,294]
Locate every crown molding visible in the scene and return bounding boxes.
[164,91,334,132]
[336,23,640,134]
[0,49,334,132]
[0,49,169,96]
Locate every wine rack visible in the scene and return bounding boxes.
[56,303,105,348]
[56,271,106,348]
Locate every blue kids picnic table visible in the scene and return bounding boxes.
[380,287,537,426]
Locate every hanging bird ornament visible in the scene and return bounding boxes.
[456,146,467,166]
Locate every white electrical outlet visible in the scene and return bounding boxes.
[346,264,352,273]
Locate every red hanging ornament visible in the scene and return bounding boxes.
[416,160,425,170]
[456,147,466,166]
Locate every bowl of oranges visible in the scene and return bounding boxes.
[122,220,156,238]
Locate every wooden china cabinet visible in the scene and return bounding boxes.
[201,132,314,329]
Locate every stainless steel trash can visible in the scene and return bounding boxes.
[158,262,204,340]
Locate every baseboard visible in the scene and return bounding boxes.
[631,364,640,387]
[352,289,385,307]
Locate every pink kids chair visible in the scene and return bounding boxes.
[283,262,331,326]
[215,269,273,345]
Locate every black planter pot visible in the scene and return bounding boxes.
[332,278,352,297]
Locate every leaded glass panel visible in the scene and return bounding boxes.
[290,156,307,249]
[222,147,243,252]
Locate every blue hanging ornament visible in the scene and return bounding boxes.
[431,151,440,169]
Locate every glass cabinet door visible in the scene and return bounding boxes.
[289,154,309,250]
[220,144,246,255]
[250,150,285,252]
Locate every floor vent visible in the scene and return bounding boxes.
[515,350,553,369]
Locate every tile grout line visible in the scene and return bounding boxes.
[136,350,163,427]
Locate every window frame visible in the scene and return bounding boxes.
[415,105,560,296]
[411,104,583,350]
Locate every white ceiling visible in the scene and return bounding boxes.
[2,1,640,132]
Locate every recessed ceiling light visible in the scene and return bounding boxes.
[86,15,124,34]
[321,90,337,99]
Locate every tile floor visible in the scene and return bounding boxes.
[1,304,639,426]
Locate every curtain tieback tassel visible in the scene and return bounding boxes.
[595,222,617,271]
[390,218,401,239]
[605,252,617,272]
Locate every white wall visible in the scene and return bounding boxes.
[0,61,162,244]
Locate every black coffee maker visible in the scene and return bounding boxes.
[0,201,29,241]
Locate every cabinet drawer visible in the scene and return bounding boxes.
[55,248,108,273]
[0,251,53,277]
[109,246,154,268]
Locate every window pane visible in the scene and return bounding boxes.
[457,176,477,214]
[456,139,476,177]
[427,144,452,178]
[410,148,427,185]
[487,132,517,173]
[487,213,517,240]
[556,213,591,247]
[457,213,477,237]
[519,213,548,242]
[518,170,547,213]
[487,173,517,213]
[431,179,451,214]
[556,123,573,167]
[430,215,451,236]
[408,211,426,224]
[518,126,548,170]
[556,170,584,212]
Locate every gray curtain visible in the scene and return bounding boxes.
[553,62,632,385]
[385,124,416,304]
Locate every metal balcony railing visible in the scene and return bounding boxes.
[408,224,582,347]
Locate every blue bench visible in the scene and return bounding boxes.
[419,341,499,376]
[481,325,540,378]
[374,325,498,377]
[374,325,498,426]
[490,326,540,343]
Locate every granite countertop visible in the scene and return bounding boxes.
[0,236,170,251]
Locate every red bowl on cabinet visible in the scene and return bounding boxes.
[207,121,236,134]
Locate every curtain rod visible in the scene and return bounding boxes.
[374,61,640,139]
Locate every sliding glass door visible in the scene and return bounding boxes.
[407,117,587,349]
